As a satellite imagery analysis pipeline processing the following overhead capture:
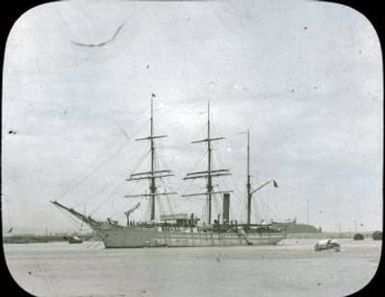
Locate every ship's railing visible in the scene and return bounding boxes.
[121,222,285,237]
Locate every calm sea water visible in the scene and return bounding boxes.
[3,239,381,297]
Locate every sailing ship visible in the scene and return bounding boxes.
[51,96,285,248]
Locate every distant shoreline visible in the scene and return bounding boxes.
[2,233,95,244]
[285,231,381,239]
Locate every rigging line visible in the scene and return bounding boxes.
[158,178,175,214]
[231,177,242,195]
[144,197,151,221]
[201,197,208,224]
[260,196,266,222]
[253,195,263,222]
[211,142,230,169]
[264,190,280,220]
[211,152,231,189]
[72,181,114,208]
[79,202,87,232]
[108,199,139,218]
[153,140,170,167]
[53,140,127,202]
[233,191,243,222]
[127,119,149,143]
[61,209,82,228]
[157,196,166,218]
[185,150,209,176]
[154,144,183,194]
[189,119,209,145]
[153,151,162,173]
[230,173,244,223]
[56,207,83,230]
[165,194,174,215]
[212,190,220,219]
[181,151,209,194]
[110,105,151,142]
[74,176,127,209]
[72,147,150,209]
[261,190,272,220]
[127,148,152,177]
[89,181,127,216]
[272,190,282,220]
[152,155,175,215]
[154,157,177,191]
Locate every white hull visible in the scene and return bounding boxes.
[94,227,285,248]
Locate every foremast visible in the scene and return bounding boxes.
[125,94,176,222]
[183,102,232,225]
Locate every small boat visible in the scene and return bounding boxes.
[314,239,340,252]
[64,236,83,244]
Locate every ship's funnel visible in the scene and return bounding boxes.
[223,193,230,223]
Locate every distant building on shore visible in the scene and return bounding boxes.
[272,218,321,234]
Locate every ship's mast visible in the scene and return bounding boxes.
[207,102,213,224]
[149,97,156,220]
[245,130,279,225]
[246,129,252,225]
[183,102,232,225]
[125,94,176,222]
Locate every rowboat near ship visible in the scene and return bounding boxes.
[63,236,83,244]
[314,239,340,252]
[51,96,285,248]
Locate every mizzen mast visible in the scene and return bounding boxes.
[246,129,252,225]
[125,94,176,222]
[245,129,279,225]
[183,102,232,225]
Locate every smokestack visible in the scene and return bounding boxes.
[223,193,230,223]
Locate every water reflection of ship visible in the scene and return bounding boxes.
[51,96,286,248]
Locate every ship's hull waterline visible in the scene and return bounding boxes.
[94,227,286,248]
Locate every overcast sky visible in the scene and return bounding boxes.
[2,0,382,233]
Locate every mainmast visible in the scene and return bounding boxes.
[183,102,232,225]
[149,95,156,220]
[125,94,176,222]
